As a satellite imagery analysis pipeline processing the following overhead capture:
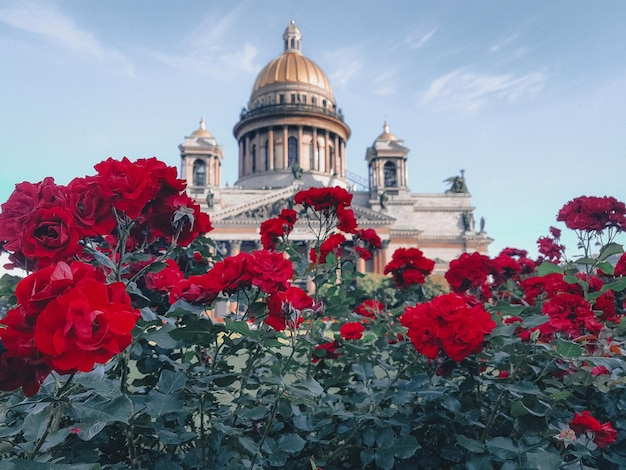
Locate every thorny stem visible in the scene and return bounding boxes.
[29,373,75,460]
[250,385,285,467]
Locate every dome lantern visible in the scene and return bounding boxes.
[283,20,302,54]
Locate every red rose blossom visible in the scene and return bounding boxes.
[445,252,493,295]
[34,277,140,373]
[312,340,342,363]
[250,250,293,294]
[146,259,185,293]
[557,196,626,232]
[384,247,435,287]
[569,411,617,448]
[400,293,496,362]
[311,233,346,264]
[265,286,314,331]
[354,299,385,318]
[339,322,365,340]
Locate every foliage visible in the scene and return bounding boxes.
[1,163,626,469]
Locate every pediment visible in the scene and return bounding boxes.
[212,185,395,228]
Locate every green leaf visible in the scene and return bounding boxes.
[73,394,133,424]
[457,435,486,453]
[239,406,270,420]
[602,277,626,293]
[277,433,306,453]
[144,322,179,349]
[597,261,615,276]
[525,449,563,469]
[238,436,259,455]
[389,435,420,459]
[555,339,583,358]
[360,449,375,465]
[375,450,395,470]
[156,369,187,393]
[574,257,596,266]
[536,262,562,276]
[486,436,518,459]
[598,242,623,261]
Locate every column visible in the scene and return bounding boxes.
[268,128,274,170]
[298,126,303,168]
[324,130,330,173]
[333,134,339,175]
[312,128,318,170]
[230,240,242,256]
[340,141,346,177]
[238,140,244,179]
[283,126,289,169]
[245,136,251,175]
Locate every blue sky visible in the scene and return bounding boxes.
[1,0,625,259]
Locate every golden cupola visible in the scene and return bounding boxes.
[233,21,350,190]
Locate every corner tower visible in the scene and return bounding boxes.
[233,21,351,189]
[179,117,223,190]
[366,121,409,204]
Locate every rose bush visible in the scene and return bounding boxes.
[0,165,625,469]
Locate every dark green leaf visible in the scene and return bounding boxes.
[525,449,562,470]
[277,433,306,453]
[375,450,395,470]
[157,369,187,393]
[598,242,623,262]
[360,449,375,465]
[536,262,562,276]
[389,435,419,459]
[486,436,518,459]
[555,339,583,358]
[73,394,133,424]
[457,434,486,453]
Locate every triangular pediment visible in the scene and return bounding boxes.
[211,184,395,227]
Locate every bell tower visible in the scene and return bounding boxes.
[366,121,409,204]
[179,117,223,189]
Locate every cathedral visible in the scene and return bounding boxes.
[178,21,491,274]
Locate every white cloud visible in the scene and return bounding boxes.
[0,1,135,77]
[422,68,547,112]
[153,7,260,77]
[405,27,438,50]
[370,69,397,96]
[326,48,363,89]
[489,33,519,53]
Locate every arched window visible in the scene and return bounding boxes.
[288,136,298,167]
[384,161,397,187]
[193,159,206,186]
[251,145,257,173]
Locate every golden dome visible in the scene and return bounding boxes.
[375,121,399,142]
[252,52,333,96]
[190,117,214,138]
[250,21,334,102]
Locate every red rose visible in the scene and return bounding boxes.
[445,252,493,294]
[169,274,221,305]
[594,422,618,448]
[206,253,254,295]
[146,259,185,293]
[94,157,160,218]
[615,253,626,276]
[312,340,342,363]
[145,192,212,246]
[311,233,346,264]
[294,186,352,213]
[354,299,385,318]
[66,176,116,236]
[336,206,358,233]
[557,196,626,232]
[20,205,83,268]
[34,277,139,373]
[539,293,600,340]
[400,294,496,362]
[265,286,313,331]
[250,250,293,294]
[384,247,435,287]
[339,322,365,340]
[260,217,291,251]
